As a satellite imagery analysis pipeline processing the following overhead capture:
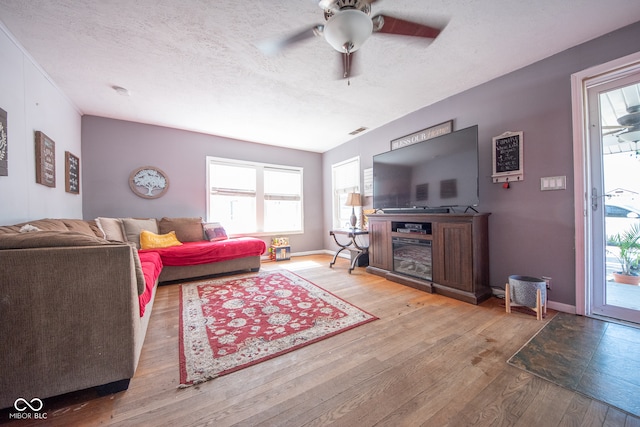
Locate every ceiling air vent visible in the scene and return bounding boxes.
[349,127,368,136]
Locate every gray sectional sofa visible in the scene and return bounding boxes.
[0,217,265,409]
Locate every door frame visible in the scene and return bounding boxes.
[571,51,640,317]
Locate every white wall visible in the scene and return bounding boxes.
[0,23,82,225]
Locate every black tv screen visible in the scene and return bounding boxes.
[373,125,479,210]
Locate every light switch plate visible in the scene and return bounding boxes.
[540,176,566,191]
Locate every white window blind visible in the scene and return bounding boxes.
[207,157,303,235]
[331,156,360,228]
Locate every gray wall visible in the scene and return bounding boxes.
[0,24,82,225]
[322,21,640,307]
[4,13,640,308]
[81,116,324,253]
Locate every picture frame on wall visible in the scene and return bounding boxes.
[0,107,7,176]
[129,166,170,199]
[35,131,56,187]
[363,168,373,197]
[65,151,80,194]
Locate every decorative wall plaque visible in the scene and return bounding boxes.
[65,151,80,194]
[129,166,169,199]
[363,168,373,197]
[492,131,524,183]
[35,131,56,187]
[391,120,453,150]
[0,107,7,176]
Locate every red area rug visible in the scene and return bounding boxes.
[179,269,378,387]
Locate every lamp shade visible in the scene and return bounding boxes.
[345,192,362,207]
[323,9,373,53]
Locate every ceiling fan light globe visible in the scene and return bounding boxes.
[323,9,372,53]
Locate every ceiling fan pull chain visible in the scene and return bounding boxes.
[344,52,351,85]
[343,42,354,83]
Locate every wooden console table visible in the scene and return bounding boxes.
[366,213,491,304]
[329,229,369,274]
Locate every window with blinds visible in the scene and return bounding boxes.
[207,157,303,235]
[331,156,360,228]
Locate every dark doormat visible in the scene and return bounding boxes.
[508,312,640,417]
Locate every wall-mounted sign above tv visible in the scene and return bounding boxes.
[373,125,479,212]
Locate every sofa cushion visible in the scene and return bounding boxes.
[122,218,158,249]
[158,217,203,242]
[140,230,182,249]
[0,219,99,236]
[137,251,163,316]
[0,231,110,249]
[139,237,266,266]
[60,219,99,236]
[0,219,69,234]
[96,217,127,241]
[203,222,228,242]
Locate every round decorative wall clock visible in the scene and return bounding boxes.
[129,166,170,199]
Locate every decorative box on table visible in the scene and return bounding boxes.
[269,237,291,261]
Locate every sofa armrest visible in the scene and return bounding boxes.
[0,244,140,408]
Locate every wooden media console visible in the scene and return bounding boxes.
[366,212,491,304]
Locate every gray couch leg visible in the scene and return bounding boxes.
[251,267,260,272]
[96,379,130,396]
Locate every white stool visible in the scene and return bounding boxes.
[505,275,547,320]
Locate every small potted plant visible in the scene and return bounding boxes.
[609,222,640,285]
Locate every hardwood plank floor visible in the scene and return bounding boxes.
[2,254,639,426]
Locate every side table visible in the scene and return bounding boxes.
[329,229,369,274]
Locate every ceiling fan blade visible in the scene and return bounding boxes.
[255,25,323,56]
[372,14,442,39]
[618,111,640,127]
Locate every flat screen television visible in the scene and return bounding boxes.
[373,125,479,212]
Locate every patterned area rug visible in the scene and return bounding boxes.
[179,269,378,387]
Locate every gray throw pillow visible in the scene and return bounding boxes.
[121,218,158,249]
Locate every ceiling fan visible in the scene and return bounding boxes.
[256,0,445,81]
[603,105,640,142]
[616,105,640,142]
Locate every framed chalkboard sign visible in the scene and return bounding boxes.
[492,131,523,183]
[35,131,56,187]
[65,151,80,194]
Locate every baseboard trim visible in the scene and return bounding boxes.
[547,301,576,314]
[261,250,331,261]
[261,254,580,313]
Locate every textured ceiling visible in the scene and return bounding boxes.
[1,1,640,153]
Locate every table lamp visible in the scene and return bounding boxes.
[345,193,362,229]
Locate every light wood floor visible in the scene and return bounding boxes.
[3,254,640,426]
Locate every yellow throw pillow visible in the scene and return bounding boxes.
[140,230,183,249]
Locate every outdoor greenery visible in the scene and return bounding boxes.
[609,222,640,276]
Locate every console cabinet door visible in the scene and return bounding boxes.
[369,220,392,270]
[434,222,473,292]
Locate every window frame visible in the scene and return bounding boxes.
[331,156,361,229]
[206,156,304,237]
